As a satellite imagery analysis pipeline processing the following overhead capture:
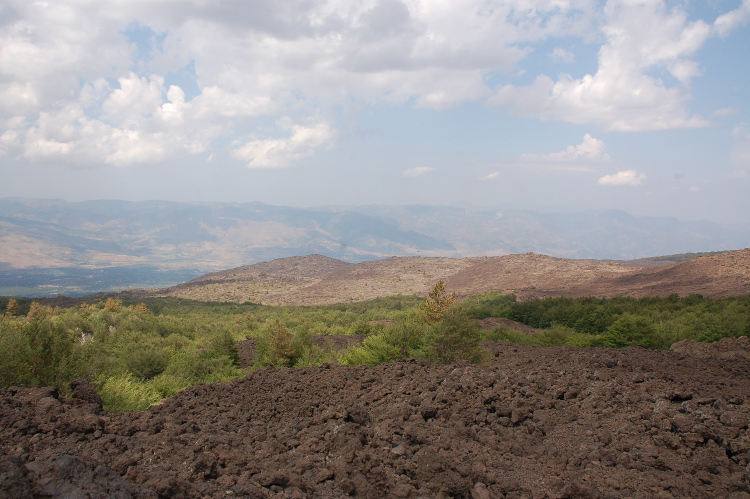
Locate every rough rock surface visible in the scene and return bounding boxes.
[2,341,750,498]
[670,336,750,361]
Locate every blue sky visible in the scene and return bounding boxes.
[1,0,749,226]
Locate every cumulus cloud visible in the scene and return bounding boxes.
[489,0,750,131]
[479,172,500,181]
[521,134,610,163]
[1,0,748,168]
[403,166,435,178]
[233,121,336,168]
[17,76,223,166]
[597,170,646,186]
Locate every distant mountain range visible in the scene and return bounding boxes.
[1,197,748,296]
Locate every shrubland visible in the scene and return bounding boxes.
[1,289,748,412]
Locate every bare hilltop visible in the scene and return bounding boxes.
[141,249,750,305]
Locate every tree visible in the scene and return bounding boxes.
[4,298,18,318]
[104,298,122,312]
[421,281,456,324]
[27,301,52,320]
[265,321,297,368]
[421,281,489,364]
[424,307,489,364]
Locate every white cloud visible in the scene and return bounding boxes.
[0,0,602,168]
[712,107,739,118]
[488,0,750,131]
[233,121,336,169]
[479,172,499,181]
[597,170,646,186]
[102,73,165,123]
[550,47,574,63]
[521,134,610,162]
[714,0,750,37]
[403,166,435,178]
[0,0,747,168]
[17,76,224,166]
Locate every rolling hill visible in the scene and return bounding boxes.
[2,197,748,296]
[131,249,750,306]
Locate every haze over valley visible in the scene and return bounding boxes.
[1,197,748,296]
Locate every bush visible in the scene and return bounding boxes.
[122,340,172,380]
[602,314,658,348]
[340,311,428,366]
[340,334,405,366]
[98,373,162,412]
[532,324,578,347]
[423,308,489,364]
[255,321,299,368]
[0,320,32,387]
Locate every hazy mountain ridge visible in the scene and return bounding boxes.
[1,197,748,296]
[2,198,748,269]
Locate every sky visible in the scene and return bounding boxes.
[1,0,749,226]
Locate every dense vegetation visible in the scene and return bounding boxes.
[0,298,242,412]
[471,292,750,349]
[1,290,748,412]
[645,251,726,263]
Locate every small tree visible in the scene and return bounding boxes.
[424,307,489,364]
[132,302,149,315]
[4,298,18,318]
[421,281,489,364]
[422,281,456,324]
[265,320,297,368]
[27,301,52,320]
[104,298,122,312]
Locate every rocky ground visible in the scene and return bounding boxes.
[2,337,750,498]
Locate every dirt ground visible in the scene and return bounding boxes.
[3,338,750,498]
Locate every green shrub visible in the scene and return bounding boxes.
[98,373,162,412]
[602,314,658,348]
[351,322,372,335]
[0,320,33,387]
[123,341,172,380]
[481,326,529,344]
[340,335,402,366]
[532,324,579,347]
[423,308,489,364]
[148,373,189,400]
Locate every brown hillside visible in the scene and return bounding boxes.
[584,248,750,298]
[149,249,750,305]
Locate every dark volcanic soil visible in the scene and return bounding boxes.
[3,339,750,498]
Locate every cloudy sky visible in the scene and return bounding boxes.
[1,0,749,226]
